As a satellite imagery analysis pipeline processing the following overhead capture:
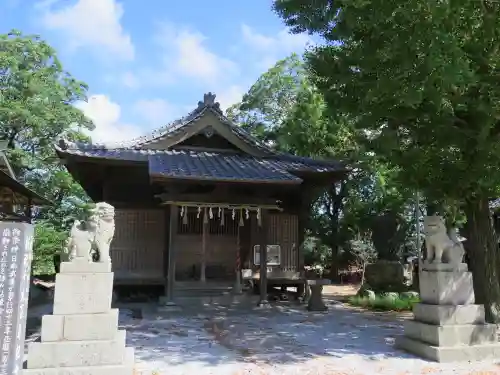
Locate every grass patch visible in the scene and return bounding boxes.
[348,294,420,312]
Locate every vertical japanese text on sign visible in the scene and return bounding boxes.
[0,223,34,375]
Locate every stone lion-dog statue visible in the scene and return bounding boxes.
[423,215,465,266]
[67,202,116,263]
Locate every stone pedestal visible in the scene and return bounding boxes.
[23,260,134,374]
[395,263,500,362]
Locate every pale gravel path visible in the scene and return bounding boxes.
[117,300,500,375]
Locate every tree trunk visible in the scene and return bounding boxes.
[361,261,367,284]
[329,243,340,282]
[463,196,500,323]
[324,181,347,282]
[370,211,400,261]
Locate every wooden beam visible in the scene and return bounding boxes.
[160,200,282,211]
[155,192,282,207]
[150,174,301,186]
[104,201,161,209]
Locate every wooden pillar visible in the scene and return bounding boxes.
[200,208,207,282]
[233,221,242,294]
[258,209,269,307]
[163,206,171,284]
[164,204,178,305]
[297,195,307,271]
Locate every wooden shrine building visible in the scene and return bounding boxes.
[55,93,347,300]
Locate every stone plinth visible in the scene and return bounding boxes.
[23,260,134,374]
[419,266,474,305]
[395,263,500,362]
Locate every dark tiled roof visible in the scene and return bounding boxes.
[56,147,150,162]
[148,151,302,183]
[55,145,343,174]
[58,92,274,155]
[55,93,346,180]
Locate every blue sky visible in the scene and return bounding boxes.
[2,0,312,143]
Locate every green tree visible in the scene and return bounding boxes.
[341,164,415,262]
[32,222,67,275]
[273,0,500,321]
[228,55,355,278]
[0,30,94,272]
[229,54,414,278]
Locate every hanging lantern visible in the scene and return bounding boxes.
[239,209,244,227]
[218,207,222,218]
[182,206,188,225]
[245,208,249,220]
[209,207,214,219]
[180,206,185,217]
[197,206,202,219]
[220,208,225,226]
[232,208,236,220]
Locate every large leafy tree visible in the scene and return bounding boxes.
[0,30,94,273]
[228,55,354,277]
[229,54,414,277]
[273,0,500,321]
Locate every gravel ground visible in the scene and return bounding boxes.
[117,300,500,375]
[24,298,500,375]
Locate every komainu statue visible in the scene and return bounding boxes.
[67,202,116,263]
[423,215,465,266]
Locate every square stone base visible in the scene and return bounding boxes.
[421,263,468,272]
[41,309,119,342]
[395,335,500,362]
[413,304,485,325]
[419,269,474,305]
[27,331,127,368]
[60,260,112,274]
[53,272,114,315]
[23,348,134,375]
[403,320,497,346]
[23,365,134,375]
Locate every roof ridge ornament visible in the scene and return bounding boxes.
[197,92,222,114]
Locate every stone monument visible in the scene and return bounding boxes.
[23,202,135,375]
[395,215,500,362]
[0,222,34,375]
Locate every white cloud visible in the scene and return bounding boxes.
[241,25,276,51]
[240,24,313,70]
[121,71,140,88]
[40,0,134,61]
[133,98,178,126]
[77,95,143,143]
[216,85,245,111]
[154,23,238,85]
[241,24,312,53]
